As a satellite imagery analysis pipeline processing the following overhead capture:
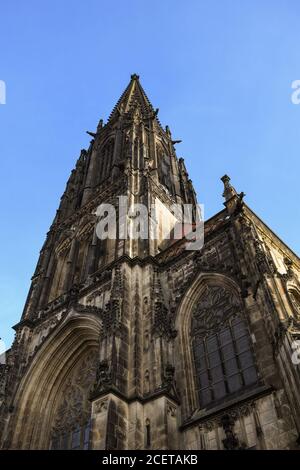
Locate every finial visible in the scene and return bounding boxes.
[221,174,238,202]
[86,119,103,138]
[165,125,171,136]
[97,119,103,132]
[221,175,245,214]
[131,73,140,80]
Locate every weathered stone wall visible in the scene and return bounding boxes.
[182,393,298,450]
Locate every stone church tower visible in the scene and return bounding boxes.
[1,75,300,450]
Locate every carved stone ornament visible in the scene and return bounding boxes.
[273,316,300,354]
[162,363,175,390]
[166,401,177,417]
[253,239,277,276]
[0,364,9,401]
[221,414,242,450]
[90,360,112,398]
[280,257,295,282]
[75,303,103,317]
[150,268,176,340]
[153,301,177,340]
[94,398,109,414]
[200,403,253,433]
[98,267,123,338]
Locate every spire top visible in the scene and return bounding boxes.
[107,74,158,124]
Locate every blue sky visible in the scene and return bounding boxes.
[0,0,299,348]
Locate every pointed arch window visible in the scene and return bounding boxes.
[100,139,114,181]
[191,285,258,408]
[157,146,173,193]
[289,289,300,319]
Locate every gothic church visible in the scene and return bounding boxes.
[1,75,300,450]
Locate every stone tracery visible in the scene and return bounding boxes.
[50,350,97,449]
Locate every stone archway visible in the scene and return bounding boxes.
[8,314,101,449]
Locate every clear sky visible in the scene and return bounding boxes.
[0,0,299,348]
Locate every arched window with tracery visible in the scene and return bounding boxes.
[191,285,258,409]
[289,289,300,320]
[50,350,97,450]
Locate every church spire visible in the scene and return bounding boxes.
[22,74,200,314]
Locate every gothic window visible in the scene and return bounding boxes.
[49,251,68,302]
[289,290,300,319]
[191,285,258,409]
[100,139,114,181]
[73,240,90,284]
[50,351,97,450]
[51,420,91,450]
[157,147,173,193]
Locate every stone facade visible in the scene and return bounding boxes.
[1,75,300,450]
